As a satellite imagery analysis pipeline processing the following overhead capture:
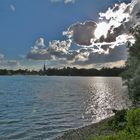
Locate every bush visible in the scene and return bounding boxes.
[90,108,140,140]
[107,110,126,131]
[126,108,140,134]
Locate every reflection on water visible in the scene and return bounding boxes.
[83,77,131,122]
[0,76,131,140]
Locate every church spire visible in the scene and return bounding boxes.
[43,62,46,73]
[43,64,46,72]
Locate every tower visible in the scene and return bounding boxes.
[43,63,46,72]
[43,62,47,74]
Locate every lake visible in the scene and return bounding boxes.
[0,76,130,140]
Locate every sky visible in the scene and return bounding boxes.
[0,0,138,70]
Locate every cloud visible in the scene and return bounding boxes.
[0,60,20,68]
[104,60,126,68]
[26,0,140,68]
[86,45,128,64]
[50,0,75,4]
[64,0,75,4]
[0,53,20,69]
[72,60,126,69]
[63,1,136,49]
[63,21,97,46]
[0,53,4,60]
[27,37,128,67]
[35,37,46,47]
[10,4,16,12]
[95,0,140,43]
[66,43,128,67]
[27,38,72,60]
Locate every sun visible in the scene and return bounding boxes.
[94,22,110,39]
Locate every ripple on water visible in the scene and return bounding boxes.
[0,76,131,140]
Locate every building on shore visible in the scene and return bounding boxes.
[42,63,47,75]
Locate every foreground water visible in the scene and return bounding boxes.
[0,76,130,140]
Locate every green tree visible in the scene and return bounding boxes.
[123,26,140,105]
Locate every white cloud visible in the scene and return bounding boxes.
[0,53,20,69]
[10,4,16,12]
[95,0,140,41]
[50,0,75,4]
[0,60,20,68]
[27,38,72,60]
[64,0,75,4]
[0,53,4,60]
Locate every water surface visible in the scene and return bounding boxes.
[0,76,130,140]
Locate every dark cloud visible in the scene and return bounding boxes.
[63,21,97,46]
[112,4,120,12]
[101,45,110,51]
[27,52,52,60]
[72,45,128,66]
[124,5,131,13]
[87,45,128,63]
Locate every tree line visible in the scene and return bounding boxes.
[45,67,126,76]
[0,67,126,76]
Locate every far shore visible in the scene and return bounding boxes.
[0,67,126,76]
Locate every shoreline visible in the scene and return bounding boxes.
[0,75,122,77]
[54,116,115,140]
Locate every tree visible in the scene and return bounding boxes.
[123,26,140,105]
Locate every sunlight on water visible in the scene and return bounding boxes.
[82,77,131,123]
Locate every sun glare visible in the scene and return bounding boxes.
[95,22,110,39]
